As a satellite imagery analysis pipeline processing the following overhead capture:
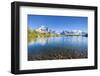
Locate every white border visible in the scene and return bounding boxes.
[20,6,95,70]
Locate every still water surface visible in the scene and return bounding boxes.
[28,36,88,61]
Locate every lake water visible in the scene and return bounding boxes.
[28,36,88,61]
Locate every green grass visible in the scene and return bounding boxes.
[28,28,81,42]
[28,29,60,42]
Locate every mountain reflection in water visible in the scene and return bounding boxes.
[28,36,88,61]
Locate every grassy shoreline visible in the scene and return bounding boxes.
[28,29,88,61]
[28,30,82,42]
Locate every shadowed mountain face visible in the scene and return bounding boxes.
[29,25,88,37]
[28,25,88,61]
[35,26,49,33]
[28,15,88,61]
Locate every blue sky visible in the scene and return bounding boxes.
[28,15,88,33]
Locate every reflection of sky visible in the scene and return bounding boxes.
[28,15,88,33]
[28,36,88,53]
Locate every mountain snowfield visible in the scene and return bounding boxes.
[29,25,87,36]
